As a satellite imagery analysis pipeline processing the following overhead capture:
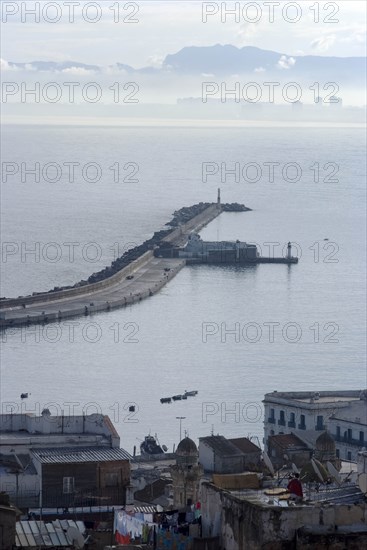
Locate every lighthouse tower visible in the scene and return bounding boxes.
[287,242,292,260]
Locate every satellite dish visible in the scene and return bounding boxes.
[291,463,300,475]
[358,473,367,494]
[263,451,275,476]
[66,527,85,549]
[326,461,341,485]
[311,458,324,483]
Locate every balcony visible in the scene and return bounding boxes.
[288,421,296,428]
[298,423,306,430]
[278,419,286,426]
[315,424,325,431]
[334,434,365,447]
[268,417,276,424]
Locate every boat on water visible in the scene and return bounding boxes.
[160,397,172,404]
[140,434,167,456]
[160,390,198,403]
[184,390,198,397]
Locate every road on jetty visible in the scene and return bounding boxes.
[0,256,185,328]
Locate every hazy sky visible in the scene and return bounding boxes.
[1,1,366,68]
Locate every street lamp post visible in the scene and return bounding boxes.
[176,416,186,442]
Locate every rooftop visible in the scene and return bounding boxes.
[0,413,119,438]
[31,446,131,464]
[264,390,366,406]
[268,433,310,451]
[228,437,261,454]
[205,480,365,509]
[16,519,85,548]
[0,453,38,475]
[199,435,244,457]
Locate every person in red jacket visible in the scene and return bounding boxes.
[287,473,303,502]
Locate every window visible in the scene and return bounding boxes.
[316,415,324,430]
[347,451,352,461]
[336,449,340,458]
[298,414,306,430]
[278,410,285,426]
[359,431,364,444]
[268,408,275,423]
[63,477,74,494]
[336,426,341,438]
[288,412,296,427]
[348,429,352,441]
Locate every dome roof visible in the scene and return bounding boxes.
[176,437,198,456]
[316,431,335,449]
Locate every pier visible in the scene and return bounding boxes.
[0,200,298,329]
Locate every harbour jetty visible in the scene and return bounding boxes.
[0,196,297,328]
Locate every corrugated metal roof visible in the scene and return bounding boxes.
[15,520,85,548]
[133,505,159,513]
[32,446,132,464]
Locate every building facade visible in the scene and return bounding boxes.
[0,412,130,509]
[199,436,260,474]
[263,390,367,461]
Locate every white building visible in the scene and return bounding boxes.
[0,412,125,508]
[263,390,367,462]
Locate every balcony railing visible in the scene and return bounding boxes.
[268,417,276,424]
[333,434,365,446]
[288,421,296,428]
[298,423,306,430]
[278,419,286,426]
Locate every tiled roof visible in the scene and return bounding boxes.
[268,433,308,450]
[228,437,261,454]
[199,436,244,457]
[32,446,131,464]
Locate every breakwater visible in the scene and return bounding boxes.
[0,202,249,328]
[0,201,298,329]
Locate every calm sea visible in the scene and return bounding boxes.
[1,125,366,453]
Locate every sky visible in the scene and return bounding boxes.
[1,1,366,69]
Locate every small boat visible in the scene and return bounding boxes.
[184,390,198,397]
[172,394,182,401]
[181,395,188,400]
[20,393,29,399]
[160,397,172,404]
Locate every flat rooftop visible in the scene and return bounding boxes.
[297,397,360,404]
[264,390,366,406]
[226,482,365,509]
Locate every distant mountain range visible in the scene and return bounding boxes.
[8,45,365,84]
